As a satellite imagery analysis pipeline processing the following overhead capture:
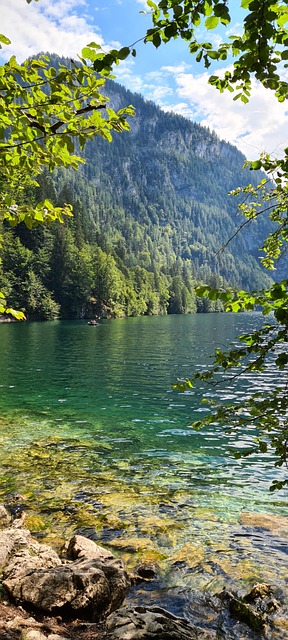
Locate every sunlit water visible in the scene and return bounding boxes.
[0,314,287,637]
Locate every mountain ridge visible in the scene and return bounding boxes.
[0,55,275,320]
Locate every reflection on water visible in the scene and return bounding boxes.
[0,314,287,636]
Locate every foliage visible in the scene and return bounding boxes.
[71,1,288,105]
[0,71,275,320]
[133,0,288,487]
[171,146,288,489]
[174,269,287,490]
[0,1,287,485]
[0,53,133,221]
[144,0,288,102]
[0,33,133,317]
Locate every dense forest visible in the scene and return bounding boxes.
[0,55,274,321]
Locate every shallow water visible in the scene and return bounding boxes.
[0,314,287,636]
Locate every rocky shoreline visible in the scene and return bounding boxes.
[1,505,288,640]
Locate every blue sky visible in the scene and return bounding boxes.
[1,0,287,159]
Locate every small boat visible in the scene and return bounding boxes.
[87,320,99,326]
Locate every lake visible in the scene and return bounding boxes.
[0,313,287,634]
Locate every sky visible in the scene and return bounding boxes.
[1,0,287,160]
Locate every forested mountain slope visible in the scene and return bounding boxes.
[0,56,274,320]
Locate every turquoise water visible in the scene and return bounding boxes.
[0,313,285,497]
[0,313,287,623]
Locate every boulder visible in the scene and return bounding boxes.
[0,527,60,571]
[217,583,279,633]
[106,605,217,639]
[0,504,11,527]
[66,534,115,561]
[2,532,130,621]
[21,631,47,640]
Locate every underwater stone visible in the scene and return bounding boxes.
[171,543,204,569]
[107,537,156,553]
[106,605,217,639]
[239,512,288,535]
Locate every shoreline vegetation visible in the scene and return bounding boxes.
[0,68,274,324]
[0,303,225,323]
[0,5,287,634]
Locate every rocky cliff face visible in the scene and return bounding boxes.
[80,77,276,288]
[36,55,279,290]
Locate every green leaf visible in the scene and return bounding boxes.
[250,160,262,170]
[117,47,130,61]
[275,353,288,368]
[164,23,178,39]
[152,32,161,48]
[86,42,101,49]
[81,47,98,61]
[0,34,11,45]
[204,16,219,30]
[6,308,25,320]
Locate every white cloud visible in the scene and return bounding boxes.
[161,65,288,160]
[115,61,174,102]
[147,85,174,101]
[162,62,192,75]
[162,102,198,120]
[226,22,243,37]
[112,58,288,160]
[1,1,287,162]
[42,0,86,20]
[0,0,104,62]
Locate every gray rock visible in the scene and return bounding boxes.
[0,527,60,571]
[0,504,11,527]
[106,605,217,639]
[2,531,130,621]
[21,631,47,640]
[66,534,115,561]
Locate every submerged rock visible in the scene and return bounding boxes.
[218,582,280,633]
[239,512,288,534]
[107,536,156,553]
[171,542,204,569]
[135,562,158,581]
[243,582,274,603]
[106,605,217,639]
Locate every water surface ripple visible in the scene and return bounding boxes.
[0,314,287,634]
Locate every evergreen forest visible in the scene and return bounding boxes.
[0,56,275,321]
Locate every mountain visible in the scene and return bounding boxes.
[0,56,274,320]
